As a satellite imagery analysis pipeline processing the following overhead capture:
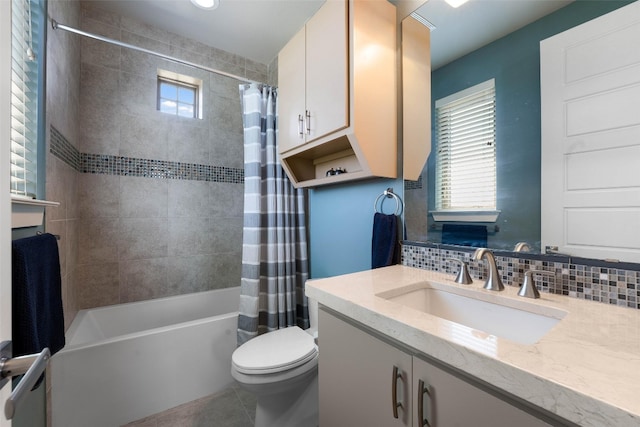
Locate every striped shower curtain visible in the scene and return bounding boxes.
[237,84,310,346]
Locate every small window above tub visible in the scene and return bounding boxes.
[157,70,203,119]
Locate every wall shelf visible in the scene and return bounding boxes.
[11,195,60,228]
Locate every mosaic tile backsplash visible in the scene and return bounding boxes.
[402,242,640,310]
[51,125,243,183]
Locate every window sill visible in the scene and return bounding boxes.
[11,195,60,228]
[430,210,500,223]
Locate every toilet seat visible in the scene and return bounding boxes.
[232,326,318,375]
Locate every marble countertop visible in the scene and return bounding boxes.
[306,265,640,427]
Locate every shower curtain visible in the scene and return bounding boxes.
[237,84,310,346]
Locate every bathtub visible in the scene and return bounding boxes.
[51,287,240,427]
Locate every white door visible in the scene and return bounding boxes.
[0,0,14,426]
[541,1,640,262]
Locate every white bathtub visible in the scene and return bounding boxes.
[51,287,240,427]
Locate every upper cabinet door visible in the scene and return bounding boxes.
[277,0,396,187]
[305,0,349,143]
[541,1,640,262]
[278,29,306,154]
[277,0,348,154]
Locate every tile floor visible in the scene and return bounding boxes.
[122,385,256,427]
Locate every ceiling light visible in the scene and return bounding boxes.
[190,0,219,10]
[410,12,436,31]
[445,0,469,8]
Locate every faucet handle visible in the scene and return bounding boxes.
[518,270,555,299]
[447,258,473,285]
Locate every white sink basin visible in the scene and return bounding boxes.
[377,282,566,345]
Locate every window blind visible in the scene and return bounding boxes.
[10,0,41,197]
[435,79,496,211]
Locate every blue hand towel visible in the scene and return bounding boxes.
[12,233,65,358]
[372,212,398,269]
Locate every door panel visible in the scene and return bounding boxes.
[1,1,13,425]
[541,1,640,262]
[318,310,411,427]
[277,28,306,153]
[413,356,550,427]
[305,0,348,142]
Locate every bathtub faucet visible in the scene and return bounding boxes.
[472,248,504,291]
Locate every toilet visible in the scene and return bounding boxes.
[231,298,319,427]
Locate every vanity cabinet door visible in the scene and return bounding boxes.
[319,309,412,426]
[413,355,551,427]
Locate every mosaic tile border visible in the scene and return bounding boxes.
[50,126,81,172]
[81,154,243,183]
[404,174,423,190]
[50,125,244,184]
[401,242,640,310]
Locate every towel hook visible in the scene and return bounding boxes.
[374,188,402,216]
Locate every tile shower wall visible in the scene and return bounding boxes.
[46,0,81,329]
[402,243,640,310]
[60,2,270,310]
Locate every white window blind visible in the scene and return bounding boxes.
[435,79,496,211]
[11,0,41,197]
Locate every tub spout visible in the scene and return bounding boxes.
[473,248,504,291]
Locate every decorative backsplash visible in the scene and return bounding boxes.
[401,241,640,310]
[50,125,244,184]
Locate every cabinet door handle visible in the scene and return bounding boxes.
[298,114,304,137]
[305,110,311,135]
[417,379,432,426]
[391,365,403,419]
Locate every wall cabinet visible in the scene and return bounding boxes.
[402,14,431,182]
[319,309,564,426]
[277,0,397,188]
[278,0,348,154]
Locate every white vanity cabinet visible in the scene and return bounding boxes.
[319,307,413,426]
[277,0,397,188]
[411,356,552,427]
[319,308,558,427]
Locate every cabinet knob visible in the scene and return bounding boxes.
[418,379,432,426]
[391,365,403,419]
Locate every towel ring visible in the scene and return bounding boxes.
[374,188,402,216]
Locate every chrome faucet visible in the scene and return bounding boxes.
[518,270,555,299]
[513,241,531,252]
[472,248,504,291]
[447,258,473,285]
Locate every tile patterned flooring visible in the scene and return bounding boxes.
[123,386,256,427]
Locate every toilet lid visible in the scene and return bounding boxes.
[232,326,318,375]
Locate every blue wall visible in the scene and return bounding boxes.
[425,0,634,251]
[309,177,402,278]
[307,0,634,279]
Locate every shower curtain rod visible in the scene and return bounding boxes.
[50,19,263,86]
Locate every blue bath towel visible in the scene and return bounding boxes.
[372,213,398,269]
[441,224,488,247]
[12,233,65,359]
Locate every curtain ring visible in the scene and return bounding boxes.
[374,188,402,216]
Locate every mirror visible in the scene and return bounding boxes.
[401,0,635,258]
